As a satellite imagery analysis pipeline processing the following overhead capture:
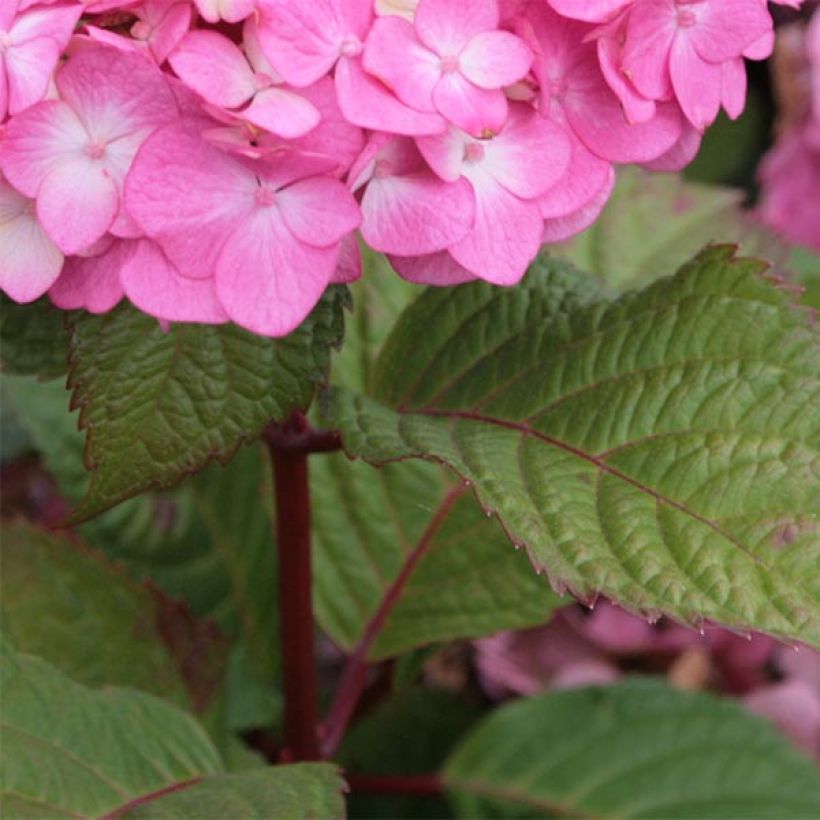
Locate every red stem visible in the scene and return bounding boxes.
[268,416,320,761]
[321,484,466,758]
[345,773,444,797]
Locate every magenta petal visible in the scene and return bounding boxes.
[331,233,362,284]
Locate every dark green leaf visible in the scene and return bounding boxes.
[0,295,69,380]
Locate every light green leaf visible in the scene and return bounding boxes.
[314,251,561,658]
[443,679,820,818]
[126,765,345,819]
[553,169,786,292]
[0,641,222,818]
[0,295,69,380]
[325,248,820,645]
[66,290,346,521]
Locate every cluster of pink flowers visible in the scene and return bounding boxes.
[0,0,797,336]
[758,9,820,250]
[476,600,820,759]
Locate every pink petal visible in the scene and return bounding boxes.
[8,4,80,48]
[37,156,120,254]
[276,176,361,248]
[0,100,87,197]
[48,236,127,312]
[125,125,253,279]
[622,0,676,101]
[335,56,446,136]
[0,180,64,303]
[669,34,721,131]
[482,104,570,198]
[414,0,499,55]
[120,239,230,323]
[168,30,255,109]
[451,167,543,284]
[721,56,747,121]
[744,680,820,758]
[542,165,615,242]
[331,233,361,284]
[432,71,507,136]
[243,86,321,138]
[361,173,475,254]
[596,26,657,124]
[363,15,440,112]
[545,0,632,22]
[5,36,63,115]
[458,30,532,90]
[216,205,339,336]
[687,0,770,64]
[641,119,702,171]
[139,1,192,65]
[389,250,478,285]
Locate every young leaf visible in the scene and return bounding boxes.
[0,295,70,380]
[125,766,345,819]
[443,679,820,818]
[0,521,224,712]
[554,168,786,292]
[66,288,346,521]
[325,248,820,646]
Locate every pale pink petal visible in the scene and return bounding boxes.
[416,123,469,181]
[389,250,478,285]
[125,125,253,278]
[361,173,475,254]
[8,4,80,48]
[669,34,721,131]
[335,56,446,136]
[0,59,8,120]
[242,86,321,138]
[363,15,440,112]
[194,0,256,24]
[414,0,498,55]
[0,180,64,303]
[0,100,87,196]
[432,71,507,135]
[139,1,192,65]
[169,31,255,109]
[451,166,543,284]
[120,239,230,323]
[5,36,63,115]
[744,680,820,758]
[482,105,570,198]
[48,236,127,312]
[37,155,119,253]
[216,205,338,336]
[276,176,361,248]
[458,31,532,89]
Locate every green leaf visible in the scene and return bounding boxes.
[0,642,342,818]
[553,169,786,292]
[443,679,820,818]
[0,521,221,710]
[67,289,346,520]
[314,251,562,658]
[0,641,223,817]
[325,248,820,646]
[0,295,69,380]
[126,765,345,819]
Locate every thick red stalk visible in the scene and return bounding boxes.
[345,773,444,797]
[321,484,466,758]
[267,415,320,761]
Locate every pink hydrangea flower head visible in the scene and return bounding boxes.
[0,44,180,254]
[125,125,360,336]
[0,1,82,120]
[0,176,63,302]
[364,0,533,136]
